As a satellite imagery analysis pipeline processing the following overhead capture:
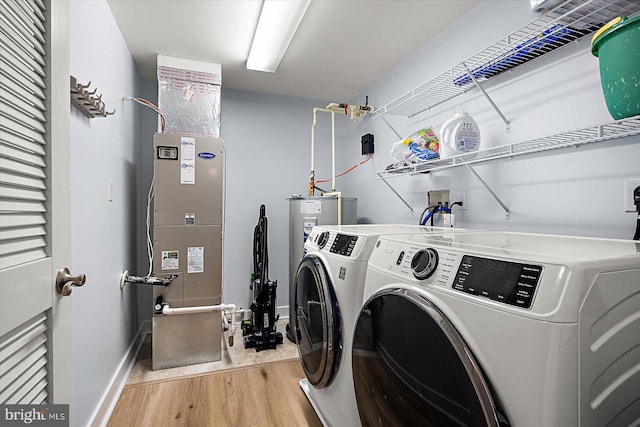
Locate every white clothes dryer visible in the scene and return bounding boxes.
[353,231,640,426]
[295,225,468,426]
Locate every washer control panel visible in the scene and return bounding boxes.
[330,233,358,257]
[388,245,459,289]
[411,248,439,280]
[453,255,542,309]
[316,231,330,249]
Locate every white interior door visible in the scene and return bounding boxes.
[0,0,72,408]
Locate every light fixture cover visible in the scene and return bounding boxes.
[247,0,311,73]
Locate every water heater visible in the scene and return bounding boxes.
[151,133,224,370]
[286,196,357,342]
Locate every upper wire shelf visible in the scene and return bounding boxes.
[375,115,640,178]
[371,0,640,119]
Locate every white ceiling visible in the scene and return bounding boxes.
[107,0,479,102]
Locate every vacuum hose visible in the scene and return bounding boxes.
[253,204,269,297]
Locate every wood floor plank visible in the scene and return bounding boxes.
[108,359,322,427]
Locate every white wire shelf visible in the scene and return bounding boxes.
[372,0,640,119]
[376,115,640,179]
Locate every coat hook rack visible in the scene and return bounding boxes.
[70,75,115,118]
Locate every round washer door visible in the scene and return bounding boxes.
[294,255,342,388]
[352,289,504,426]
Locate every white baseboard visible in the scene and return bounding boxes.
[277,305,288,321]
[89,320,151,427]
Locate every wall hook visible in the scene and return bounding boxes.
[70,75,115,118]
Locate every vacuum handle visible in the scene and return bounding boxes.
[633,186,640,240]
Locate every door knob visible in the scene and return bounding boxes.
[56,267,86,296]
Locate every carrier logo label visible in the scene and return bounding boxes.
[198,152,216,159]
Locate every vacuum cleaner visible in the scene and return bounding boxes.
[634,186,640,241]
[242,205,284,351]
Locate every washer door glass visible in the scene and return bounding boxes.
[352,290,502,427]
[295,255,341,388]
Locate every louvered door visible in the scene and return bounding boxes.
[0,0,71,407]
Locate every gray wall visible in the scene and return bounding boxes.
[69,1,142,425]
[220,89,336,310]
[340,0,640,239]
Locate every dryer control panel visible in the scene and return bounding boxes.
[306,229,373,260]
[330,233,358,257]
[453,255,542,309]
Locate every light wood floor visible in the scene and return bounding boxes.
[108,359,322,427]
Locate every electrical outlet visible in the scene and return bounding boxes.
[624,178,640,212]
[452,190,467,210]
[428,190,449,206]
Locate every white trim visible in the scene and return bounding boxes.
[88,320,151,427]
[49,0,73,407]
[277,305,289,322]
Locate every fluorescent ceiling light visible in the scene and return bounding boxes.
[247,0,311,73]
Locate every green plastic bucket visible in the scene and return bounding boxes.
[592,15,640,120]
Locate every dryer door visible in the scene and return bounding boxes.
[352,288,504,427]
[294,255,342,388]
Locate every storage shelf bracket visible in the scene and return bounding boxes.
[462,161,511,220]
[463,63,510,132]
[379,117,416,215]
[377,172,415,216]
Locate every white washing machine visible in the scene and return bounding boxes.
[353,231,640,426]
[295,224,468,426]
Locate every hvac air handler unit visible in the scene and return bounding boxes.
[151,133,225,370]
